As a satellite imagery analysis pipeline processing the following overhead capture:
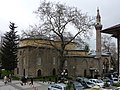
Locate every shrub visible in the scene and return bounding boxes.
[104,82,110,87]
[1,70,12,78]
[112,83,120,87]
[66,82,73,90]
[12,76,20,80]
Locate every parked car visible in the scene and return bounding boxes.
[112,78,118,84]
[76,77,91,81]
[72,81,84,90]
[102,77,111,85]
[76,77,94,88]
[89,79,104,87]
[85,80,95,88]
[48,83,67,90]
[114,87,120,90]
[118,76,120,83]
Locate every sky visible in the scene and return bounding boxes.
[0,0,119,50]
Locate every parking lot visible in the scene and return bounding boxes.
[0,79,119,90]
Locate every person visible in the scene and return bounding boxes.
[30,78,33,85]
[21,76,27,85]
[20,77,24,86]
[8,74,12,82]
[55,77,57,83]
[4,76,8,85]
[43,77,45,83]
[48,78,51,84]
[25,76,28,85]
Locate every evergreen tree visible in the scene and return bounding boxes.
[1,22,19,71]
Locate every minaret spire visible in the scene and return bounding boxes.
[95,8,102,58]
[96,7,101,25]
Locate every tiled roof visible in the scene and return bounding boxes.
[101,24,120,37]
[104,24,120,30]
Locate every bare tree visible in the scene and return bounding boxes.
[101,34,117,71]
[22,1,94,74]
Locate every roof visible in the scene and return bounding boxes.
[20,38,77,44]
[65,55,94,58]
[88,51,110,56]
[101,24,120,38]
[66,49,88,52]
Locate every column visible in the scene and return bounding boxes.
[118,35,120,76]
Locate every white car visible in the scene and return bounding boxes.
[89,79,104,87]
[112,78,118,83]
[48,83,67,90]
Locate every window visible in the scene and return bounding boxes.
[37,57,41,65]
[17,60,19,65]
[53,68,56,75]
[65,60,67,66]
[23,58,26,65]
[37,69,41,76]
[53,57,56,65]
[17,68,19,74]
[23,69,25,76]
[19,51,22,55]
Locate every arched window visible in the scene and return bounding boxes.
[84,69,87,77]
[23,69,25,76]
[37,69,41,77]
[17,68,19,74]
[53,57,56,65]
[52,68,56,76]
[103,58,109,73]
[37,57,41,65]
[65,60,67,66]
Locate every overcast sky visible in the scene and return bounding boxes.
[0,0,119,49]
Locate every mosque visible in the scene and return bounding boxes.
[14,9,112,78]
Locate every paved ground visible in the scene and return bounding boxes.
[0,80,50,90]
[0,80,118,90]
[84,86,118,90]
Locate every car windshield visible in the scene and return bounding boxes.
[91,80,96,83]
[51,85,62,89]
[97,80,103,83]
[86,81,93,84]
[73,82,82,86]
[113,79,118,81]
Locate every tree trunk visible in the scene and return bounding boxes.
[59,47,66,76]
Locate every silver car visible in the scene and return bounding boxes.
[48,83,67,90]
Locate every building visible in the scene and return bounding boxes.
[102,24,120,76]
[14,9,111,78]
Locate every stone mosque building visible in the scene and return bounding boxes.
[14,9,111,78]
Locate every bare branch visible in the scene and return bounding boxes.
[22,1,94,74]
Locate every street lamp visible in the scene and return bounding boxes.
[61,72,64,76]
[61,69,68,83]
[62,69,68,77]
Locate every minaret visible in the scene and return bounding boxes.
[95,8,102,58]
